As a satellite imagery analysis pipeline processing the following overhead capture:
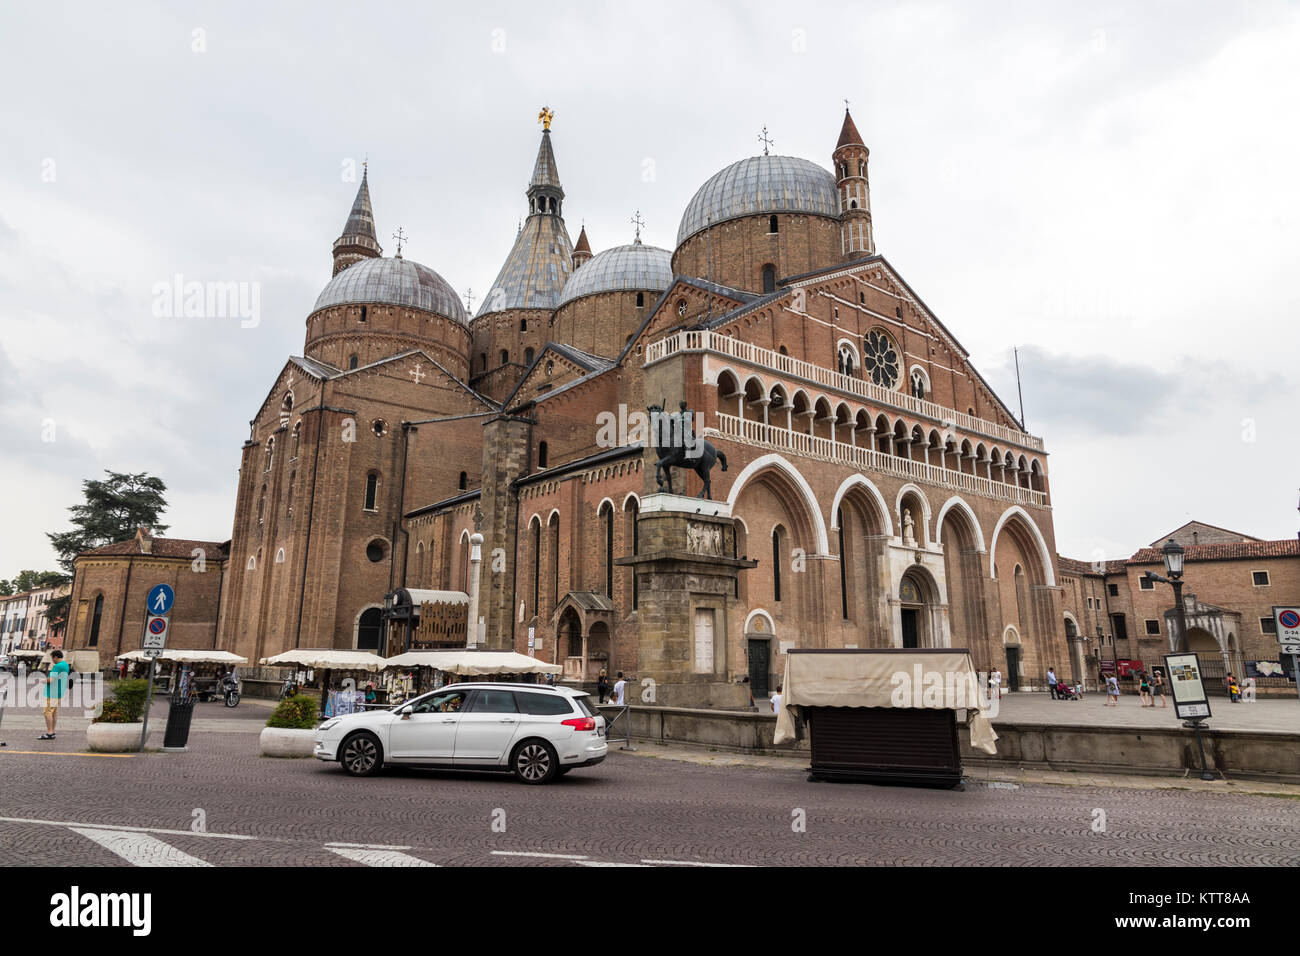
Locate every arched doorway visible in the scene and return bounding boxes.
[899,572,930,648]
[745,611,775,700]
[357,607,382,651]
[1003,625,1023,692]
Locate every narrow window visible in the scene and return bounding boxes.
[628,499,640,610]
[88,595,103,647]
[479,353,487,371]
[603,504,615,597]
[531,521,541,616]
[636,292,644,308]
[769,215,778,233]
[349,354,358,370]
[458,471,468,491]
[772,528,782,603]
[538,441,548,469]
[360,306,367,323]
[838,508,848,619]
[520,318,528,332]
[761,264,776,293]
[364,472,378,510]
[500,349,509,366]
[525,347,535,365]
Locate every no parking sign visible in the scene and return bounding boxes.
[1275,606,1300,655]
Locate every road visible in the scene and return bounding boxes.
[0,731,1296,867]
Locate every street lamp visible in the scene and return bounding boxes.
[1146,538,1213,780]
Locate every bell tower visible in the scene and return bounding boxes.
[833,107,875,258]
[331,164,383,275]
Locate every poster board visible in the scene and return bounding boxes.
[1163,652,1212,720]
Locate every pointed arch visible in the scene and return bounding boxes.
[988,505,1056,586]
[934,495,987,553]
[829,475,893,537]
[725,453,830,554]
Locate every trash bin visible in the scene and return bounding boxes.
[162,697,196,750]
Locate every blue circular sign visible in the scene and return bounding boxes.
[147,584,174,615]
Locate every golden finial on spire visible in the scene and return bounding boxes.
[538,106,554,131]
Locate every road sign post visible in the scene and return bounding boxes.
[1272,608,1300,700]
[138,585,174,752]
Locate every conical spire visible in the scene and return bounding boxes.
[836,108,865,150]
[574,225,591,254]
[332,166,383,275]
[529,130,563,192]
[341,167,378,241]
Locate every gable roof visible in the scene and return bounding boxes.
[1148,521,1260,546]
[501,341,614,411]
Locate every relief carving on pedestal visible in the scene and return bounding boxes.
[687,521,724,557]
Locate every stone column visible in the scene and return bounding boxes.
[465,531,484,647]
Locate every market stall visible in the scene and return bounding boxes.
[773,648,997,788]
[259,648,387,717]
[381,649,563,701]
[114,649,248,700]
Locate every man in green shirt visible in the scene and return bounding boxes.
[39,650,69,740]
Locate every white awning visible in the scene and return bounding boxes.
[116,649,248,665]
[383,650,563,676]
[259,649,387,671]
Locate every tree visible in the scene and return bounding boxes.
[47,471,169,576]
[7,570,64,594]
[0,580,12,596]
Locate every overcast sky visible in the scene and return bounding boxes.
[2,0,1297,576]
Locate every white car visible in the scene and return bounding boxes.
[313,682,607,784]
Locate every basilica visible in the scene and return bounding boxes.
[74,107,1071,703]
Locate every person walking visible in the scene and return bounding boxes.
[610,672,627,707]
[596,670,610,704]
[38,650,70,740]
[1105,673,1120,706]
[1152,669,1167,708]
[1046,667,1059,699]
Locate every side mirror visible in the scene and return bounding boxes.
[400,705,414,718]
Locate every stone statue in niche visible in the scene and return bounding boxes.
[902,507,917,547]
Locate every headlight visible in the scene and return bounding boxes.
[317,718,341,731]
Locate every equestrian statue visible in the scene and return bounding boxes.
[647,399,728,500]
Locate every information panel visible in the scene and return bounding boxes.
[1164,652,1212,720]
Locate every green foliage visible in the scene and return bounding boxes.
[95,699,131,723]
[0,579,11,596]
[47,471,169,575]
[267,695,320,729]
[8,569,64,593]
[96,678,150,723]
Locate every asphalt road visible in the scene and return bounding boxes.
[0,732,1297,867]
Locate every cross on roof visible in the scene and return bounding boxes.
[630,209,645,243]
[844,98,850,112]
[758,126,774,155]
[392,227,407,257]
[465,287,475,311]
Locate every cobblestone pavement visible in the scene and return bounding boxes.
[990,693,1300,733]
[0,732,1295,867]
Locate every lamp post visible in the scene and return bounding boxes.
[1145,538,1214,780]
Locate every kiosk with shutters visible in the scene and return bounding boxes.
[773,648,998,788]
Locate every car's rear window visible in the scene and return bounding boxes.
[572,695,596,717]
[514,691,576,716]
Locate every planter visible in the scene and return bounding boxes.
[87,721,146,753]
[260,726,317,758]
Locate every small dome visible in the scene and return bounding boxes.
[557,243,672,308]
[313,257,468,323]
[676,155,839,247]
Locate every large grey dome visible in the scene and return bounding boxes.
[312,257,468,323]
[557,243,672,308]
[676,155,839,246]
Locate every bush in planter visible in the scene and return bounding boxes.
[266,695,319,729]
[94,678,149,723]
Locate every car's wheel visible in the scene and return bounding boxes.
[511,740,558,785]
[340,731,383,777]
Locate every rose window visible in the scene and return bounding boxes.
[863,329,900,389]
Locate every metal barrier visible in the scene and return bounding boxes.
[601,704,636,751]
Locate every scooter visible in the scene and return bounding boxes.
[221,675,241,708]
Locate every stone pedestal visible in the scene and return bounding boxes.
[615,493,757,709]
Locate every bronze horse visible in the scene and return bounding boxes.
[648,401,728,499]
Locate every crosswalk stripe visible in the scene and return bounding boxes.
[490,850,587,860]
[71,827,211,867]
[639,859,749,867]
[326,846,437,867]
